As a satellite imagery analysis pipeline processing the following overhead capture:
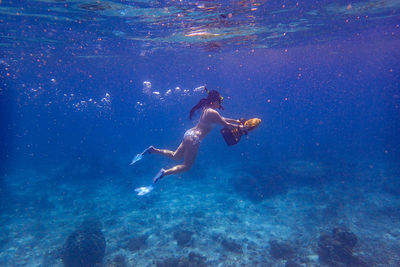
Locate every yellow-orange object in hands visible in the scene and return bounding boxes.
[220,118,261,146]
[243,118,261,131]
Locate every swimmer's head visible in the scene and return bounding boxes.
[189,87,224,120]
[204,87,224,110]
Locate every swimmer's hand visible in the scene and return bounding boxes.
[239,124,250,135]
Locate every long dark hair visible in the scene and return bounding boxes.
[189,88,223,120]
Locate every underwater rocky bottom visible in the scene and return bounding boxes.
[0,159,399,266]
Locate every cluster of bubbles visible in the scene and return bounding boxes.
[19,78,112,116]
[69,92,111,113]
[19,77,205,117]
[19,78,59,106]
[142,80,205,99]
[135,81,206,113]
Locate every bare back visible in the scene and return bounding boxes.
[190,108,220,141]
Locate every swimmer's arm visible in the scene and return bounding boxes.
[223,118,241,124]
[216,113,249,132]
[207,109,241,129]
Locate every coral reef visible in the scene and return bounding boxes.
[156,252,208,267]
[221,237,243,254]
[107,254,127,267]
[269,240,296,260]
[174,230,194,247]
[285,260,302,267]
[127,235,147,251]
[61,219,106,267]
[318,227,368,266]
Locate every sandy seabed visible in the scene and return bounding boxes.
[0,160,399,266]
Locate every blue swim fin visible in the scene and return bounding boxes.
[134,185,154,196]
[130,153,143,165]
[134,168,165,196]
[153,168,165,184]
[130,146,153,165]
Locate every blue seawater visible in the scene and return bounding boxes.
[1,0,399,266]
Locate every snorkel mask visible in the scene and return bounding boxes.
[204,87,224,110]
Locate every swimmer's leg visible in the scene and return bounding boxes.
[154,141,198,183]
[143,145,155,154]
[151,142,184,161]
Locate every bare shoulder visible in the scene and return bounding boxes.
[203,108,219,117]
[204,107,218,115]
[203,108,221,122]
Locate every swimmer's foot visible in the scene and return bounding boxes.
[153,168,165,184]
[143,145,155,155]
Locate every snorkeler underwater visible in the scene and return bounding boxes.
[1,0,399,266]
[132,88,262,195]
